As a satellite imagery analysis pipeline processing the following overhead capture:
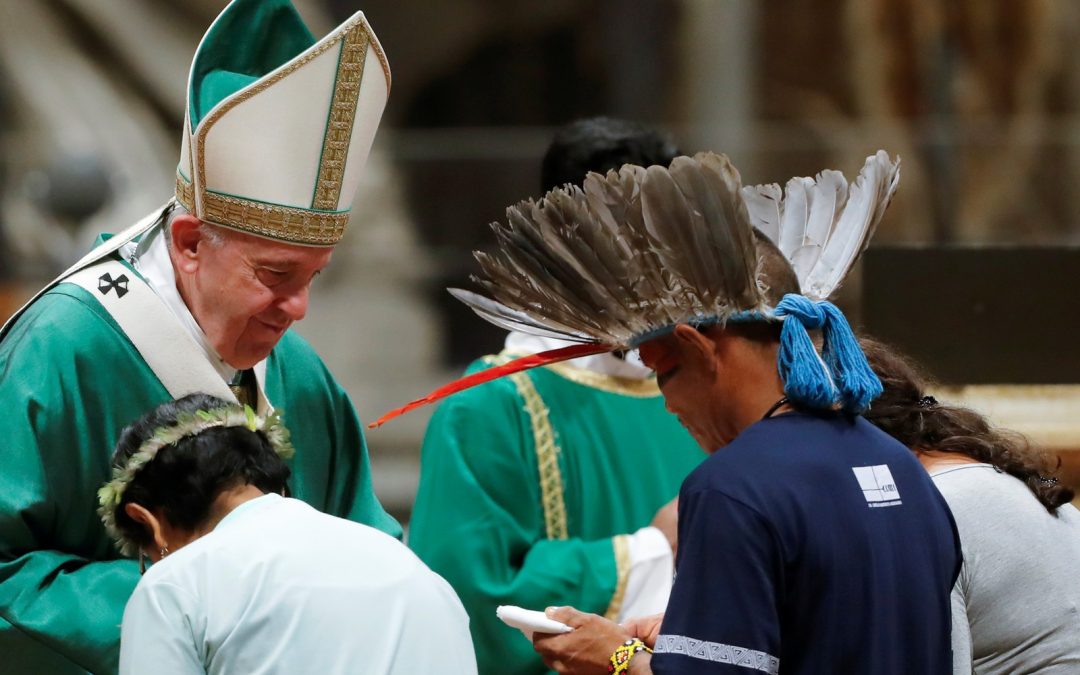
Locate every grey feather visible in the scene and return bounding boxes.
[451,152,769,349]
[448,288,593,342]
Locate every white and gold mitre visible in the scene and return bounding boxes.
[175,0,389,246]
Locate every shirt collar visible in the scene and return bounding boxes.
[213,492,282,532]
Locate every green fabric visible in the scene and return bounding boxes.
[189,0,315,127]
[0,263,399,674]
[409,360,705,675]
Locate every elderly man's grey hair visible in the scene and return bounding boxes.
[164,201,227,249]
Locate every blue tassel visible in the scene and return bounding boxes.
[818,302,882,412]
[773,295,836,409]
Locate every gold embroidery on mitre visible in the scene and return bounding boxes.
[312,27,368,211]
[176,172,195,212]
[189,14,382,246]
[177,170,347,246]
[203,191,348,246]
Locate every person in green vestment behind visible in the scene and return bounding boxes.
[408,117,707,675]
[0,2,400,673]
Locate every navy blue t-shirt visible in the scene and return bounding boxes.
[652,411,960,675]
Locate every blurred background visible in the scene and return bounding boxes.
[1,0,1078,521]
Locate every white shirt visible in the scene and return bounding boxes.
[119,494,478,675]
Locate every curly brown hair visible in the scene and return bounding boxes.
[860,338,1073,513]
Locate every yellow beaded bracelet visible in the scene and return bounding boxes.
[609,638,652,674]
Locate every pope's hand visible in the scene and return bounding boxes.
[533,606,631,674]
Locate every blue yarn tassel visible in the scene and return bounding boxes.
[773,295,836,409]
[818,302,882,412]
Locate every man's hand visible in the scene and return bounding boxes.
[622,612,665,648]
[533,606,632,674]
[650,497,678,555]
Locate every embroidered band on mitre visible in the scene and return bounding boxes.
[175,0,390,246]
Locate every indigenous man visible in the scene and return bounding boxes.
[421,151,960,674]
[408,118,706,675]
[0,2,398,673]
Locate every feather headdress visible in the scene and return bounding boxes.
[459,152,765,347]
[371,151,899,427]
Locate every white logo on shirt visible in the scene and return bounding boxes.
[851,465,902,507]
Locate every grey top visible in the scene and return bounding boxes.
[931,464,1080,674]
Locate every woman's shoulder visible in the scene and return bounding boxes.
[932,464,1080,540]
[931,464,1027,511]
[931,463,1003,493]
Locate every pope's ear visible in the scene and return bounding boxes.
[169,214,205,272]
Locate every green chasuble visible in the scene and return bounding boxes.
[0,258,401,675]
[409,354,705,675]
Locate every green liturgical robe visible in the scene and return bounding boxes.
[0,260,400,674]
[409,355,705,675]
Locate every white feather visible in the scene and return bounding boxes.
[804,170,847,247]
[790,169,848,280]
[741,183,783,244]
[777,177,813,256]
[803,151,900,300]
[744,152,899,301]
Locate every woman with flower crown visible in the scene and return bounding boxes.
[98,394,478,675]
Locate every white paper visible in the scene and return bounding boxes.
[496,605,573,641]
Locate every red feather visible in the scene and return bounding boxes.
[368,343,614,428]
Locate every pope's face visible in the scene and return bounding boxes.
[180,227,332,369]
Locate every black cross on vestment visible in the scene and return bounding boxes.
[98,272,130,298]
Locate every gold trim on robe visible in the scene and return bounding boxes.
[484,355,569,540]
[604,535,631,621]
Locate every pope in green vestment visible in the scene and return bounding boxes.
[0,0,400,671]
[0,250,400,674]
[409,340,705,675]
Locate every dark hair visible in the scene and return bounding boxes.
[541,117,681,193]
[111,394,291,551]
[860,338,1073,513]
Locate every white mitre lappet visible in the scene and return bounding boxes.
[175,0,390,246]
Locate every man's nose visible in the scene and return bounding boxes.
[278,285,309,322]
